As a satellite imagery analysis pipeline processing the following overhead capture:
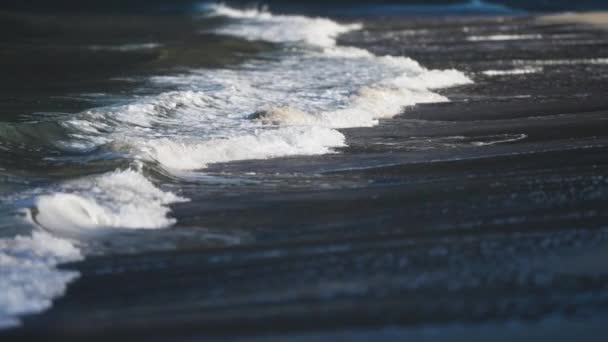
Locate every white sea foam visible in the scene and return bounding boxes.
[467,34,543,42]
[1,168,184,328]
[250,62,470,129]
[63,50,470,171]
[321,46,375,58]
[0,231,82,328]
[37,4,473,198]
[139,126,346,170]
[49,5,472,173]
[254,86,447,128]
[204,3,361,47]
[33,169,186,234]
[482,67,543,76]
[133,55,470,170]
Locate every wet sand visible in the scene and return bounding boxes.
[540,11,608,29]
[3,11,608,342]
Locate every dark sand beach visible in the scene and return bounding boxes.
[2,1,608,341]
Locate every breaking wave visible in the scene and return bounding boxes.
[32,169,187,234]
[203,3,362,48]
[0,232,82,329]
[1,3,473,328]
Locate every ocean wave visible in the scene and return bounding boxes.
[0,121,90,154]
[0,4,472,176]
[252,85,448,128]
[248,56,468,128]
[0,167,186,328]
[201,3,362,47]
[32,168,187,234]
[2,4,473,327]
[58,52,470,172]
[138,126,346,171]
[0,231,82,328]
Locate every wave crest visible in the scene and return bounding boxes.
[138,127,346,171]
[0,231,81,328]
[32,169,186,234]
[202,3,362,47]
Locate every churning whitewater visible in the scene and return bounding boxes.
[0,4,471,328]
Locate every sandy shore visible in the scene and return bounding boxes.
[539,11,608,29]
